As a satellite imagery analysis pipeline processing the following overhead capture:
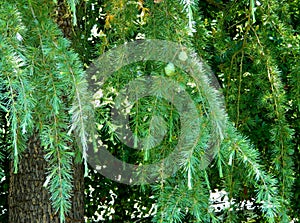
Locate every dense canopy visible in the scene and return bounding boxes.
[0,0,299,222]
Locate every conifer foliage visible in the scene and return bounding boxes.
[0,0,299,222]
[0,0,89,222]
[74,0,298,222]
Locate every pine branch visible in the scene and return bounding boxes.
[179,0,197,35]
[0,2,34,173]
[252,19,295,219]
[221,125,281,222]
[15,0,82,221]
[68,71,93,177]
[66,0,79,26]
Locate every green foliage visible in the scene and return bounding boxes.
[0,1,33,173]
[0,0,86,222]
[66,0,79,25]
[206,0,299,221]
[0,0,299,222]
[73,0,298,222]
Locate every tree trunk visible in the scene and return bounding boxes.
[8,134,84,223]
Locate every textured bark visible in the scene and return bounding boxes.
[8,134,84,223]
[55,0,73,38]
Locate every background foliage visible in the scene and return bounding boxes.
[74,0,299,222]
[0,0,299,222]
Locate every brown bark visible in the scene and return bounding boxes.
[8,134,84,223]
[55,0,73,38]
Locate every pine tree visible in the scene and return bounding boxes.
[75,0,293,222]
[0,0,299,222]
[0,0,87,222]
